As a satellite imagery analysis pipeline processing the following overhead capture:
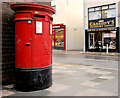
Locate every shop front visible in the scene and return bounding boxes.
[52,24,66,50]
[85,27,119,52]
[85,3,120,52]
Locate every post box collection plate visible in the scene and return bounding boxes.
[36,21,42,34]
[11,3,55,91]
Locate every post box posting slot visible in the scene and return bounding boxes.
[33,14,45,19]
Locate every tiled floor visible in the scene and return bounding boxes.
[2,63,118,96]
[2,51,118,96]
[75,89,114,96]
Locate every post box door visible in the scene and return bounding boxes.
[31,20,52,68]
[15,20,32,68]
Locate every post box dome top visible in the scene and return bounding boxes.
[11,3,55,14]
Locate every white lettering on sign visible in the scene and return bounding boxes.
[36,21,42,34]
[110,33,116,37]
[104,33,116,38]
[104,33,109,38]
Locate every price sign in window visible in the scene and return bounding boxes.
[36,21,42,34]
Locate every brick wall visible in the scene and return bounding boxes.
[2,1,51,85]
[2,2,15,85]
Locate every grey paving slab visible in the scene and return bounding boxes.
[93,78,118,95]
[91,78,109,83]
[75,88,114,96]
[2,50,118,96]
[47,85,89,96]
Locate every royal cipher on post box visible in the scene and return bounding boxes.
[11,3,55,91]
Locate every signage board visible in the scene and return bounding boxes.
[88,18,115,29]
[86,27,117,32]
[103,33,116,38]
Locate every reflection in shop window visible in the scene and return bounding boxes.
[102,9,116,18]
[102,6,108,10]
[109,4,116,9]
[107,9,116,18]
[88,33,95,49]
[55,29,64,47]
[89,8,94,12]
[88,31,116,50]
[88,32,102,50]
[95,7,101,11]
[89,11,101,20]
[95,32,102,50]
[88,3,116,20]
[102,10,108,18]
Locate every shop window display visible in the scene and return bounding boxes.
[88,32,102,50]
[88,33,95,49]
[52,28,64,48]
[88,31,116,50]
[102,31,116,49]
[102,9,116,18]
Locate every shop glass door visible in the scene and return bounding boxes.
[88,32,102,51]
[88,33,95,49]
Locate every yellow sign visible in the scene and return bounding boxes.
[89,18,115,29]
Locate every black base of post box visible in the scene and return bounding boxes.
[14,65,52,92]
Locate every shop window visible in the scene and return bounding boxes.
[88,31,116,50]
[102,9,116,18]
[88,3,116,20]
[102,10,108,18]
[109,4,116,9]
[102,6,108,10]
[53,28,64,48]
[88,33,95,49]
[88,32,102,50]
[102,31,116,49]
[107,9,116,17]
[89,11,101,20]
[89,8,94,12]
[95,32,102,49]
[95,7,101,11]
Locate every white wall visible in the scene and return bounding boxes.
[52,0,84,51]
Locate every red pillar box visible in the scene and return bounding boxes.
[11,3,55,91]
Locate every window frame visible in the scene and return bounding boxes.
[88,3,116,20]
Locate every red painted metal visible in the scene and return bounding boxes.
[11,3,55,69]
[53,24,64,26]
[64,25,66,50]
